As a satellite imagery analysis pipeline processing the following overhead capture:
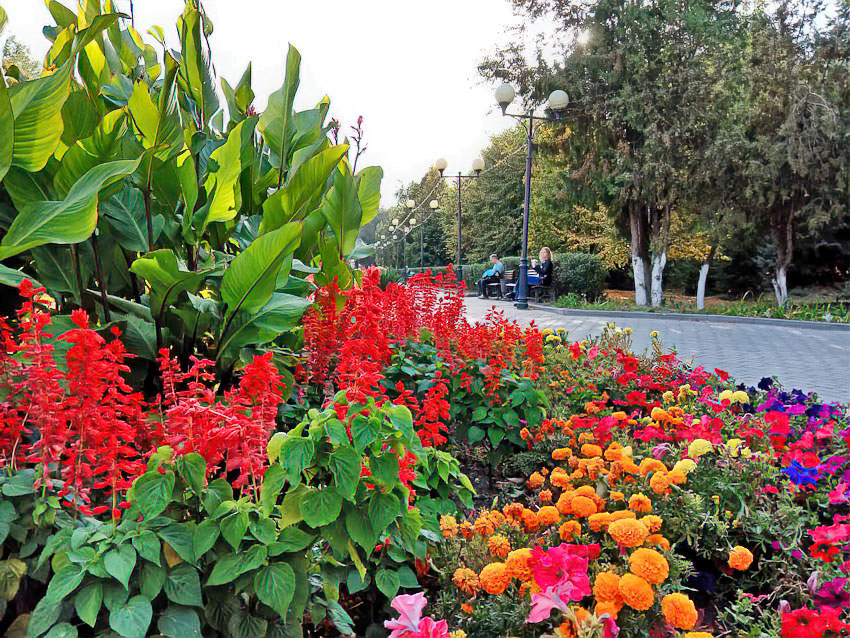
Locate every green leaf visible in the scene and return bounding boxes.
[399,508,423,548]
[345,511,376,550]
[228,610,268,638]
[158,606,201,638]
[320,163,362,256]
[272,528,316,553]
[368,492,400,533]
[356,166,383,226]
[43,623,76,638]
[375,569,400,600]
[220,221,301,321]
[254,563,295,617]
[75,582,103,627]
[200,117,256,227]
[157,523,195,564]
[260,463,286,517]
[346,569,370,595]
[131,469,175,520]
[220,511,249,550]
[164,564,202,607]
[350,416,380,454]
[299,488,342,528]
[206,546,267,586]
[26,596,62,637]
[127,80,183,162]
[328,447,361,501]
[104,544,137,589]
[278,435,315,485]
[259,44,301,177]
[370,454,400,487]
[398,565,419,588]
[130,250,211,320]
[140,563,165,600]
[9,60,73,172]
[467,426,486,443]
[44,565,84,602]
[179,453,207,494]
[193,519,219,558]
[108,595,152,638]
[101,184,162,252]
[487,427,505,447]
[131,531,161,567]
[0,66,12,182]
[250,518,277,545]
[0,157,142,261]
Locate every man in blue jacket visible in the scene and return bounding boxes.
[477,254,505,298]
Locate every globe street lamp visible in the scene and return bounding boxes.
[496,83,568,309]
[423,199,439,268]
[435,158,484,281]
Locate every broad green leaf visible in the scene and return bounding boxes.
[75,583,103,628]
[368,491,400,533]
[158,606,201,638]
[164,564,202,607]
[299,488,342,528]
[350,415,380,454]
[220,511,249,550]
[259,144,348,234]
[278,435,315,485]
[0,264,42,289]
[47,2,76,28]
[140,563,165,600]
[179,453,207,494]
[320,163,362,257]
[250,518,277,545]
[177,4,218,124]
[131,531,161,566]
[399,508,423,548]
[130,250,210,319]
[104,544,137,589]
[0,157,142,261]
[356,166,383,226]
[0,65,11,182]
[345,511,377,550]
[259,44,301,179]
[131,469,175,520]
[375,569,400,600]
[259,463,286,517]
[228,610,268,638]
[193,519,219,558]
[254,563,295,617]
[44,565,84,602]
[26,596,62,637]
[328,447,361,501]
[9,60,73,172]
[206,546,267,586]
[101,184,162,252]
[200,117,256,228]
[109,595,152,638]
[127,75,182,162]
[271,528,316,553]
[220,222,301,321]
[44,624,76,638]
[347,569,370,595]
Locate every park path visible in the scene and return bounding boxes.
[463,297,850,404]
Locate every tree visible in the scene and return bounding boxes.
[2,35,41,81]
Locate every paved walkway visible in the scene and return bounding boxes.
[464,297,850,404]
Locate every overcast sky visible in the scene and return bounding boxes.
[1,0,523,206]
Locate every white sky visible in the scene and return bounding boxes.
[1,0,522,206]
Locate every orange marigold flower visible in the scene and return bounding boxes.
[661,593,698,630]
[593,571,622,602]
[459,521,474,539]
[640,515,663,533]
[581,443,603,457]
[551,467,572,488]
[474,514,496,536]
[522,508,540,532]
[520,579,542,597]
[556,491,574,515]
[480,562,511,594]
[503,503,524,520]
[576,485,596,497]
[618,573,655,610]
[610,490,625,502]
[683,633,713,638]
[651,407,670,422]
[609,510,637,522]
[612,411,628,420]
[540,467,549,476]
[539,489,553,503]
[629,548,669,584]
[648,534,671,551]
[505,548,533,580]
[571,495,597,518]
[649,471,670,494]
[559,520,581,540]
[628,494,652,513]
[488,534,511,558]
[461,603,474,614]
[588,512,612,532]
[520,427,532,441]
[608,519,649,547]
[728,546,754,570]
[488,510,506,527]
[439,515,459,538]
[538,505,561,526]
[668,469,688,485]
[527,472,546,490]
[639,458,667,476]
[553,447,573,461]
[453,568,481,594]
[555,622,575,638]
[595,600,622,620]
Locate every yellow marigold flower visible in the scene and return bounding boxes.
[505,548,533,580]
[639,458,667,476]
[661,593,698,630]
[559,520,581,540]
[593,571,622,602]
[576,485,596,497]
[618,573,655,610]
[650,330,659,338]
[488,534,511,558]
[719,389,734,403]
[571,495,597,518]
[595,600,622,619]
[453,567,481,594]
[527,472,545,490]
[610,490,625,502]
[538,505,561,527]
[639,515,663,533]
[539,489,553,503]
[668,469,687,485]
[629,494,652,513]
[629,548,669,584]
[662,391,675,403]
[688,439,713,458]
[673,459,697,474]
[684,633,713,638]
[449,631,467,638]
[552,447,572,461]
[612,411,628,420]
[608,519,649,547]
[732,390,750,404]
[480,562,511,595]
[439,515,458,538]
[581,443,603,457]
[648,534,671,551]
[474,514,496,536]
[649,471,671,494]
[728,546,754,570]
[588,512,613,532]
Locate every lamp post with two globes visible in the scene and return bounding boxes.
[434,157,484,282]
[495,83,569,309]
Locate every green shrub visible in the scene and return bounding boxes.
[552,252,607,301]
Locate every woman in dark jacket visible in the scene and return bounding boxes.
[536,247,553,286]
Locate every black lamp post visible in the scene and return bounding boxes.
[434,157,484,282]
[495,83,569,309]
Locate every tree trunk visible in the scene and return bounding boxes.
[648,204,671,308]
[696,244,718,310]
[628,202,650,306]
[770,206,794,308]
[650,250,667,307]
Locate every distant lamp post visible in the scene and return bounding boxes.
[422,199,439,268]
[496,83,568,309]
[436,158,484,281]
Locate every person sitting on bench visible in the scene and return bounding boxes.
[477,254,504,298]
[535,247,553,286]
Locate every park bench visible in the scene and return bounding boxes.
[486,269,517,299]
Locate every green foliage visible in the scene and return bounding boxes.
[552,252,606,301]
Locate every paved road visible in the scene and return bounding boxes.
[464,297,850,404]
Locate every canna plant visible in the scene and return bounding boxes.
[0,0,380,372]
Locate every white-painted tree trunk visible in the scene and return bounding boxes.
[696,261,710,310]
[632,255,648,306]
[650,250,666,307]
[772,265,788,307]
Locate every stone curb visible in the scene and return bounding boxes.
[522,302,850,333]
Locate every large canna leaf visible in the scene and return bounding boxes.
[220,222,301,322]
[8,60,74,172]
[0,157,142,261]
[320,163,362,257]
[177,3,218,126]
[0,7,7,35]
[101,183,163,252]
[129,250,212,320]
[258,44,301,183]
[199,117,256,229]
[259,144,348,235]
[127,75,183,163]
[356,166,383,226]
[0,66,12,183]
